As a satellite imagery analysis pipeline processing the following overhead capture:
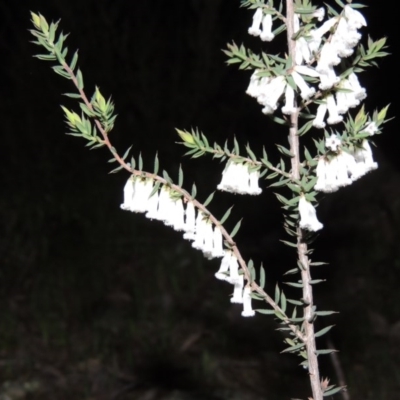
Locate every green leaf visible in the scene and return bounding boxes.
[256,309,275,315]
[109,165,124,174]
[203,192,215,207]
[76,68,84,90]
[283,282,303,288]
[70,51,79,70]
[178,165,184,187]
[316,349,338,355]
[281,291,287,313]
[122,146,132,161]
[191,183,197,198]
[63,92,81,99]
[163,170,172,184]
[154,153,159,175]
[315,311,338,316]
[315,325,335,338]
[323,387,344,397]
[281,342,305,353]
[230,219,242,238]
[274,285,280,304]
[259,264,266,289]
[220,206,233,225]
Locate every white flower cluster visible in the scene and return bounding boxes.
[120,177,225,259]
[315,137,378,193]
[215,251,255,317]
[248,8,275,42]
[217,162,262,195]
[298,195,323,232]
[313,73,366,128]
[246,6,368,122]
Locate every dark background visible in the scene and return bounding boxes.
[0,1,399,399]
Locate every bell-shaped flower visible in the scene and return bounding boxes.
[241,286,256,317]
[318,66,340,91]
[129,178,154,213]
[344,5,367,30]
[215,251,232,281]
[260,14,274,42]
[211,226,226,258]
[299,195,323,232]
[281,84,297,115]
[183,201,196,239]
[354,140,378,174]
[326,95,343,125]
[312,7,325,21]
[231,275,244,304]
[291,71,315,100]
[202,222,215,259]
[258,76,286,114]
[248,170,262,195]
[348,73,367,101]
[145,190,160,220]
[192,212,207,251]
[120,177,134,211]
[363,122,378,136]
[226,254,241,284]
[313,103,327,129]
[248,8,263,36]
[325,134,341,152]
[172,198,186,231]
[246,70,268,98]
[335,78,360,114]
[217,162,237,192]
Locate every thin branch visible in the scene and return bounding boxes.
[286,0,323,399]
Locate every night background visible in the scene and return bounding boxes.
[0,0,399,399]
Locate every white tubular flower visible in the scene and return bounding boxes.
[295,65,320,78]
[231,275,244,304]
[130,179,154,213]
[344,5,367,30]
[202,222,215,259]
[299,195,323,232]
[241,286,256,317]
[234,163,251,194]
[314,157,328,191]
[312,7,325,21]
[337,153,353,187]
[325,134,341,152]
[248,8,263,36]
[248,170,262,195]
[340,150,361,182]
[121,177,134,210]
[228,254,240,284]
[172,198,186,231]
[145,190,160,220]
[355,140,378,173]
[324,157,340,192]
[246,70,266,98]
[296,37,312,65]
[217,162,237,192]
[260,13,274,42]
[215,251,231,281]
[211,226,225,258]
[319,66,340,91]
[291,71,315,100]
[313,103,327,129]
[326,94,343,125]
[259,76,286,114]
[183,201,196,236]
[192,212,207,250]
[314,16,339,37]
[348,73,367,101]
[318,42,341,68]
[363,122,378,136]
[282,84,297,115]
